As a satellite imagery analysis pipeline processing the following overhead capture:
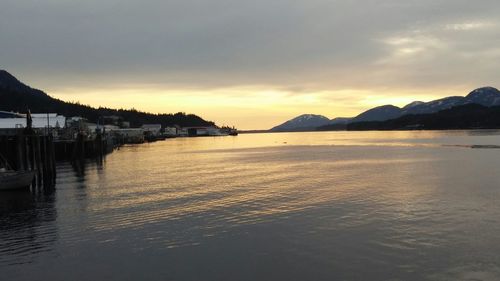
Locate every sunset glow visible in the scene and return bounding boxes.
[2,0,498,129]
[47,86,454,129]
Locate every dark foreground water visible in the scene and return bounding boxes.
[2,131,500,281]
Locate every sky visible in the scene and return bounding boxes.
[1,0,499,129]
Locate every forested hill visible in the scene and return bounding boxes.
[0,70,215,128]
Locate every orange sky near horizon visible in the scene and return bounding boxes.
[47,85,466,130]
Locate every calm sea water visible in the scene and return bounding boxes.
[2,131,500,281]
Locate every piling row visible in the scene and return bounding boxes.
[0,130,56,190]
[53,132,111,161]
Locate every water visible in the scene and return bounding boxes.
[2,131,500,281]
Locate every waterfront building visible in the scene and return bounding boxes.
[113,128,145,144]
[141,124,162,136]
[164,127,178,137]
[182,126,225,137]
[0,111,66,129]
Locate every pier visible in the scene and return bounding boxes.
[0,128,56,190]
[54,131,115,161]
[0,112,238,191]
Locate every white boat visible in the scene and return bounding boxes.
[0,153,36,190]
[0,169,36,190]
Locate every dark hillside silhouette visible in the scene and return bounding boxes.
[0,70,214,127]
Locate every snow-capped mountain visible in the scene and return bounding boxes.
[352,105,403,122]
[271,114,331,131]
[270,87,500,130]
[463,87,500,106]
[403,96,464,115]
[402,101,425,110]
[353,87,500,122]
[402,87,500,115]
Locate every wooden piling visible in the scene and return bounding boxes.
[0,129,56,190]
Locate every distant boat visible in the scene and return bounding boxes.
[0,153,35,190]
[0,169,35,190]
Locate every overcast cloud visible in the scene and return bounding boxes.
[1,0,499,128]
[1,0,498,87]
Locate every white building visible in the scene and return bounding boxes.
[88,124,120,135]
[113,128,145,143]
[0,111,66,129]
[141,124,162,136]
[183,126,225,137]
[177,128,188,137]
[164,127,178,137]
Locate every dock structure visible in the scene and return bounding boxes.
[0,111,239,191]
[0,128,116,190]
[0,128,56,190]
[53,131,114,161]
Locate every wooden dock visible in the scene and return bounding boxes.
[53,132,113,161]
[0,129,56,190]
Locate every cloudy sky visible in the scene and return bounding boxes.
[1,0,499,129]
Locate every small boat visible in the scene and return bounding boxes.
[0,154,35,190]
[0,169,36,190]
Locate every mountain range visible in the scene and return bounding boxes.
[347,103,500,131]
[0,70,215,128]
[271,87,500,131]
[270,114,332,131]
